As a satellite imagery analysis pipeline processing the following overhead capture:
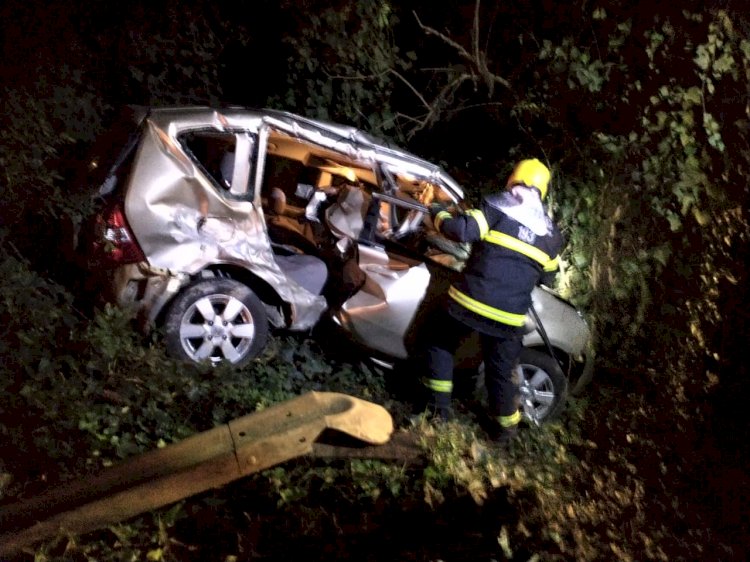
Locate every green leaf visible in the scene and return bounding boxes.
[573,253,589,268]
[652,245,671,267]
[683,87,702,106]
[666,211,682,232]
[694,45,711,70]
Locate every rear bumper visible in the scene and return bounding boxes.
[93,262,186,330]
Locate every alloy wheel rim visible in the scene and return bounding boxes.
[179,294,256,364]
[519,363,556,424]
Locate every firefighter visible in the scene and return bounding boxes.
[419,158,563,445]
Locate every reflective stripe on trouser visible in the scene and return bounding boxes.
[480,331,523,419]
[422,377,453,410]
[497,410,522,428]
[422,310,474,410]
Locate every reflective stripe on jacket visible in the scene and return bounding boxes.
[434,198,563,332]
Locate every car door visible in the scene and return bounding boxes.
[331,166,464,361]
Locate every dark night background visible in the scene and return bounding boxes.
[1,0,749,560]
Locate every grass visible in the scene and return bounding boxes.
[0,251,746,560]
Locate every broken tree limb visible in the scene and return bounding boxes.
[0,391,420,557]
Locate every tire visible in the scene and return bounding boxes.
[472,348,568,425]
[163,278,269,367]
[517,348,568,424]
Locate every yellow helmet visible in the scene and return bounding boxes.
[506,158,551,200]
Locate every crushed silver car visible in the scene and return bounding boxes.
[80,106,594,423]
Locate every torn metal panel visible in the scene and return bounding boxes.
[110,262,185,327]
[336,245,431,360]
[121,114,328,330]
[261,113,465,202]
[126,120,259,271]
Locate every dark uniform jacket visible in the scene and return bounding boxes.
[433,193,563,337]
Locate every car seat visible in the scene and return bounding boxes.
[264,187,319,254]
[325,184,370,240]
[274,250,329,296]
[267,187,306,218]
[261,187,329,295]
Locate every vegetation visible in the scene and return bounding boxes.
[1,0,748,560]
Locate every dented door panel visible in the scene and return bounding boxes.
[120,116,328,330]
[336,244,431,360]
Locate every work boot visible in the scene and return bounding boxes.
[412,385,453,421]
[479,413,519,450]
[488,424,518,448]
[426,403,454,422]
[410,401,454,425]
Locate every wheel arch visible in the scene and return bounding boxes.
[523,342,573,373]
[153,264,289,328]
[524,342,593,396]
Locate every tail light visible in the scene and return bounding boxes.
[93,202,146,265]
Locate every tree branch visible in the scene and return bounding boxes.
[389,68,432,111]
[413,0,512,97]
[413,11,473,63]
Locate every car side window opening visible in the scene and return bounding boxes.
[259,133,373,244]
[254,130,464,271]
[259,150,340,254]
[179,130,256,198]
[261,153,311,216]
[369,171,469,269]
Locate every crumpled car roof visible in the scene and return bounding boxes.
[137,106,464,200]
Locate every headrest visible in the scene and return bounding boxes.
[270,187,286,215]
[326,185,368,238]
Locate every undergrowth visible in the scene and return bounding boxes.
[0,243,746,561]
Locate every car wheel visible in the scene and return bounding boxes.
[517,348,568,424]
[472,348,568,425]
[164,278,268,367]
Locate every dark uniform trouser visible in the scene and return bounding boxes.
[423,310,523,426]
